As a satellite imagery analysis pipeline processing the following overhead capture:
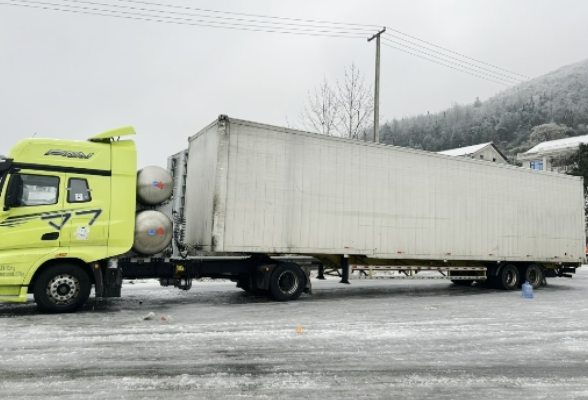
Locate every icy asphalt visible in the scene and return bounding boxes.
[1,270,588,400]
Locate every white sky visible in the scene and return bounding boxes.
[1,0,587,167]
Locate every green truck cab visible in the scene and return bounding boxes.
[0,127,137,312]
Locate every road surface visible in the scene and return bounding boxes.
[1,270,588,399]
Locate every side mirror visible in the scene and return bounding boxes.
[4,174,22,211]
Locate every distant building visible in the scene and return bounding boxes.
[437,142,509,164]
[517,135,588,172]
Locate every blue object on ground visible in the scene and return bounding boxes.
[522,281,534,298]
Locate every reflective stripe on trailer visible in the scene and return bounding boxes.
[351,265,486,271]
[353,275,487,280]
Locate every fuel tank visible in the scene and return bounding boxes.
[136,166,173,205]
[132,210,173,255]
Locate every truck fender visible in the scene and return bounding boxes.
[299,265,312,294]
[254,263,278,290]
[486,264,502,278]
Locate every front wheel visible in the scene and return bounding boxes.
[33,264,91,313]
[268,263,305,301]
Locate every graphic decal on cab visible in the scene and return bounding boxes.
[0,208,102,230]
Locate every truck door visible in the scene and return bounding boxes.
[59,173,111,252]
[0,171,65,284]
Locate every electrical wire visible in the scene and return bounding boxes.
[1,0,368,38]
[382,37,521,85]
[56,0,377,32]
[382,42,512,86]
[384,31,531,79]
[1,0,530,85]
[114,0,382,29]
[117,0,529,80]
[382,37,523,83]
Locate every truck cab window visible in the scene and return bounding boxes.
[15,174,59,207]
[68,178,92,203]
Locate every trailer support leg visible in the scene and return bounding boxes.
[317,263,326,280]
[340,256,350,284]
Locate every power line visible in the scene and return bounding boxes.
[117,0,530,80]
[5,0,370,35]
[2,0,530,85]
[382,43,513,86]
[383,31,531,79]
[55,0,376,33]
[382,37,523,83]
[114,0,382,29]
[1,0,368,38]
[381,37,520,85]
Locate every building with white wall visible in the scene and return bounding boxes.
[517,135,588,172]
[437,142,509,164]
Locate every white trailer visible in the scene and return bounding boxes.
[176,115,584,293]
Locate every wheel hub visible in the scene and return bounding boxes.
[506,271,516,285]
[278,271,299,294]
[46,274,80,305]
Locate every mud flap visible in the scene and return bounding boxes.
[103,267,122,297]
[300,266,313,295]
[255,264,276,290]
[92,263,103,298]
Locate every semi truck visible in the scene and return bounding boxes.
[0,115,585,313]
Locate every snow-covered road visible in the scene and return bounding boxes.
[1,270,588,399]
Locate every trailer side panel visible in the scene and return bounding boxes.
[185,116,585,263]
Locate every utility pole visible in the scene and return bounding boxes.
[368,27,386,143]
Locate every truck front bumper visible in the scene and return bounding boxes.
[0,286,28,303]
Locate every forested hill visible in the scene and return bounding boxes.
[379,58,588,158]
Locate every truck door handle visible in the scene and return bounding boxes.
[41,232,59,241]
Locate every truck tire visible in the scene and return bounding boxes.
[496,263,519,290]
[268,263,305,301]
[33,264,91,313]
[522,263,544,289]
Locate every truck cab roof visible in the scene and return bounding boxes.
[7,126,136,173]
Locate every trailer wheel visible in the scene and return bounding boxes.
[33,264,91,313]
[268,263,305,301]
[496,264,519,290]
[522,264,544,289]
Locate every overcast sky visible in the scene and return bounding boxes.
[1,0,588,167]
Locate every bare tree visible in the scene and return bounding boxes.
[298,64,374,140]
[299,77,338,136]
[335,63,374,139]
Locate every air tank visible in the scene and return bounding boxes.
[132,210,173,255]
[136,166,173,205]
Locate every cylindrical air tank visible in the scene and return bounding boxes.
[132,210,173,255]
[136,166,173,205]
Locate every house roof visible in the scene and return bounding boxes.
[437,142,508,161]
[522,134,588,155]
[437,142,493,156]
